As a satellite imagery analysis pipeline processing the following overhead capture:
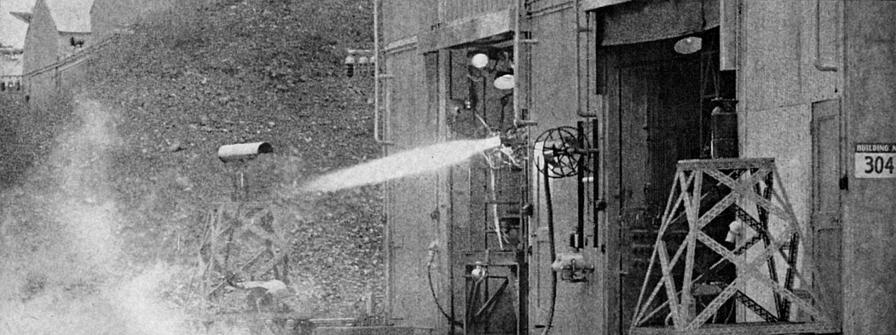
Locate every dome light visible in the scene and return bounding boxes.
[674,36,703,55]
[471,53,490,69]
[493,74,514,90]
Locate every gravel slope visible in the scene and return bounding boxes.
[2,0,384,321]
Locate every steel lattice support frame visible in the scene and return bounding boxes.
[201,201,291,300]
[630,158,840,335]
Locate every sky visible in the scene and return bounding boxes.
[1,0,37,48]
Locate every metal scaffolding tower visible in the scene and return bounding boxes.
[630,158,840,335]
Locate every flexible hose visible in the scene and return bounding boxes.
[541,167,558,335]
[426,256,463,327]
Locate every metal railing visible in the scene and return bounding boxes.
[22,34,120,80]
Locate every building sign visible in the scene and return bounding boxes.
[855,143,896,178]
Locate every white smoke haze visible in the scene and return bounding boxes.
[0,96,234,335]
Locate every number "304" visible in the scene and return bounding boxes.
[864,156,895,174]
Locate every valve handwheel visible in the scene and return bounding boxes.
[534,126,588,178]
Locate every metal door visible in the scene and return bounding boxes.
[383,41,442,328]
[810,99,843,321]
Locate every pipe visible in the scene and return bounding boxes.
[489,168,505,250]
[512,0,522,126]
[592,120,602,248]
[512,0,537,127]
[814,0,839,72]
[719,0,738,71]
[217,142,273,162]
[540,167,558,335]
[574,0,596,118]
[374,0,393,320]
[373,0,393,144]
[373,0,382,141]
[575,122,585,249]
[465,275,485,330]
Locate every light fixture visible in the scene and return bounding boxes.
[493,72,514,90]
[674,36,703,55]
[471,53,490,69]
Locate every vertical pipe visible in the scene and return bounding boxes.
[372,0,394,323]
[512,0,522,126]
[576,121,585,249]
[373,0,393,145]
[719,0,739,71]
[373,0,383,142]
[814,0,839,72]
[574,0,594,117]
[592,119,601,248]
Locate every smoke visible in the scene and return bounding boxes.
[0,97,212,335]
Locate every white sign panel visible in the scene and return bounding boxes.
[855,143,896,179]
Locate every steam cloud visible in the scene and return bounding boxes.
[0,97,213,335]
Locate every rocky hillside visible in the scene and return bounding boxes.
[1,0,384,327]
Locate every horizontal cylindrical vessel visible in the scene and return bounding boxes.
[217,142,273,162]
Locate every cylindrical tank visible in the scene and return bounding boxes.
[711,99,738,158]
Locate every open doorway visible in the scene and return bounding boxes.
[444,42,528,335]
[603,28,734,332]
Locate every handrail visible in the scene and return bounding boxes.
[23,34,120,78]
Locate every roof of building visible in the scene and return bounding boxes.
[9,11,32,24]
[42,0,94,33]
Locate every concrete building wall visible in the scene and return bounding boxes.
[23,0,61,75]
[740,0,842,230]
[740,1,896,333]
[842,2,896,334]
[737,0,845,322]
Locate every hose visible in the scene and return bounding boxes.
[426,250,463,327]
[541,167,558,335]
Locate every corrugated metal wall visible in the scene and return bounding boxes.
[379,0,446,331]
[438,0,515,22]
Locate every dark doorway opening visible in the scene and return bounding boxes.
[604,28,736,333]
